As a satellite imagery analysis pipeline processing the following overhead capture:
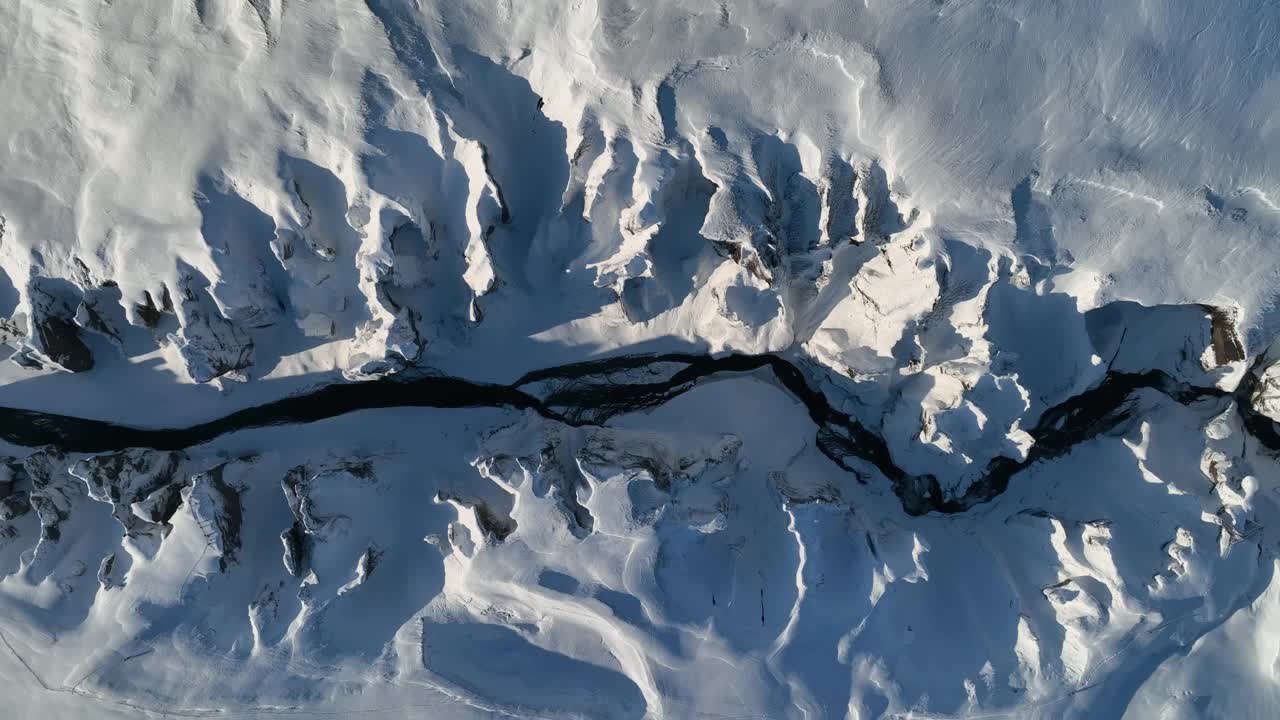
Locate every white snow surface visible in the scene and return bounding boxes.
[0,1,1279,718]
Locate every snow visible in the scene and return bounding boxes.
[1,0,1279,717]
[1,374,1277,718]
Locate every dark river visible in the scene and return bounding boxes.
[0,352,1271,514]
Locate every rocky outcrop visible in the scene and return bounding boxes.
[185,462,245,571]
[0,492,30,521]
[69,449,186,558]
[23,281,94,372]
[168,273,255,383]
[22,448,78,574]
[280,459,381,580]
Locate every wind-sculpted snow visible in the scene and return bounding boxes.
[2,0,1280,717]
[1,356,1280,718]
[0,346,1278,718]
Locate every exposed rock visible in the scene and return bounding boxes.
[0,317,24,349]
[168,273,255,383]
[25,448,72,543]
[73,285,129,346]
[1205,305,1245,365]
[97,552,121,589]
[0,493,30,521]
[854,160,909,243]
[281,460,377,542]
[132,290,165,328]
[32,316,93,372]
[131,483,186,526]
[280,522,306,577]
[185,462,245,571]
[0,524,18,549]
[436,490,516,541]
[336,545,382,596]
[70,450,186,558]
[26,282,94,372]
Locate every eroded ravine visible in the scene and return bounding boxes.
[0,351,1273,515]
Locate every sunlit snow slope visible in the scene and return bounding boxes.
[1,1,1279,718]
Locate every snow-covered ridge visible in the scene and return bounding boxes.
[1,0,1271,486]
[2,359,1280,718]
[1,2,1276,385]
[3,0,1280,717]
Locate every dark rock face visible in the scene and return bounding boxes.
[97,552,119,589]
[279,464,314,579]
[32,315,93,372]
[280,522,307,577]
[1206,305,1245,364]
[437,489,517,541]
[25,281,95,372]
[132,483,185,526]
[133,290,165,328]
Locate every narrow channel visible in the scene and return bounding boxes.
[0,352,1273,515]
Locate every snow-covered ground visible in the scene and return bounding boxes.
[1,0,1279,717]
